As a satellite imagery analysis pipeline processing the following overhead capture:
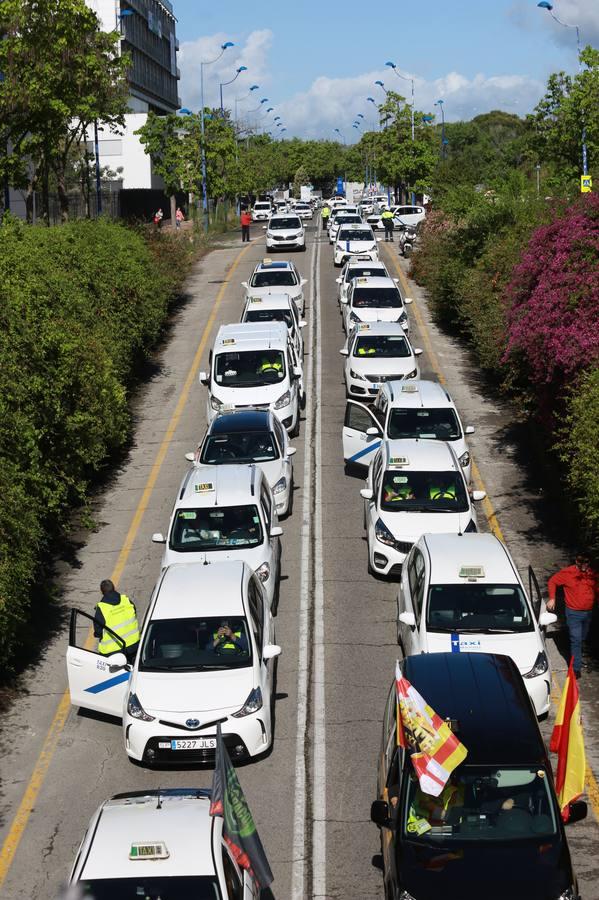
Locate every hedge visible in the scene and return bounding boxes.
[0,217,192,670]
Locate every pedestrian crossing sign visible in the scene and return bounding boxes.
[581,175,592,193]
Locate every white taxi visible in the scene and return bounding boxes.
[334,223,380,266]
[397,533,557,716]
[294,201,313,221]
[342,380,475,481]
[68,788,260,897]
[329,211,362,243]
[340,323,422,399]
[190,409,296,518]
[341,276,411,333]
[264,213,305,252]
[241,293,306,360]
[66,560,281,764]
[360,439,485,576]
[336,257,392,307]
[151,463,281,611]
[252,200,272,221]
[241,258,307,316]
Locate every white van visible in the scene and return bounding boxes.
[200,322,302,436]
[252,200,272,222]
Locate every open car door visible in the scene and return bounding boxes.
[343,400,383,468]
[66,608,130,718]
[528,565,543,622]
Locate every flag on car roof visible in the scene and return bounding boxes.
[550,658,586,821]
[395,660,468,796]
[210,724,274,888]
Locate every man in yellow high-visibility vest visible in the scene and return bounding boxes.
[94,578,141,662]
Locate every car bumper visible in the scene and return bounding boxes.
[272,400,297,433]
[267,237,305,249]
[125,713,271,764]
[369,533,413,575]
[334,248,378,265]
[346,374,381,399]
[523,673,552,717]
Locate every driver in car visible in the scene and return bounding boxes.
[207,619,249,654]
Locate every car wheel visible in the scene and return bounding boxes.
[272,578,280,616]
[290,414,300,439]
[300,391,307,411]
[285,477,294,518]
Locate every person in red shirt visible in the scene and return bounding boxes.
[240,208,252,242]
[547,554,598,678]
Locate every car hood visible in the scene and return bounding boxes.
[423,629,542,674]
[211,383,289,407]
[351,308,403,324]
[195,458,284,489]
[164,544,266,569]
[380,509,472,540]
[337,240,377,251]
[248,286,303,299]
[349,356,416,376]
[135,667,254,716]
[400,837,572,900]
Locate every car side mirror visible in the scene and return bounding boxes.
[414,348,423,356]
[263,644,282,660]
[539,611,557,628]
[336,277,343,284]
[471,490,486,502]
[199,371,209,386]
[399,611,416,628]
[376,237,382,243]
[566,799,587,824]
[300,278,308,285]
[366,427,379,436]
[299,320,307,328]
[293,367,302,379]
[241,281,248,289]
[394,277,400,283]
[152,532,166,544]
[340,297,348,304]
[360,488,374,501]
[184,451,195,462]
[262,225,267,230]
[465,425,475,435]
[339,348,349,356]
[287,446,297,457]
[370,800,392,829]
[107,651,128,669]
[270,526,283,537]
[404,297,413,304]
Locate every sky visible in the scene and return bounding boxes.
[173,0,599,140]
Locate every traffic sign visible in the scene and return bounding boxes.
[581,175,592,193]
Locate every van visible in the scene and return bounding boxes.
[199,322,302,436]
[251,200,272,222]
[371,652,586,900]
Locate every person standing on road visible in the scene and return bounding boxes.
[321,204,331,227]
[175,207,184,229]
[94,579,141,662]
[240,207,252,242]
[381,208,394,242]
[547,555,598,678]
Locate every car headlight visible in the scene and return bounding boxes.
[399,893,417,900]
[127,692,155,722]
[375,518,396,547]
[524,650,549,678]
[256,562,271,582]
[232,686,263,718]
[464,519,478,533]
[349,368,366,380]
[349,311,361,323]
[273,476,287,495]
[399,311,408,326]
[274,390,291,409]
[459,450,471,468]
[556,889,576,900]
[210,396,222,411]
[405,368,418,379]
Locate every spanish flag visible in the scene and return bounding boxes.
[550,659,586,821]
[396,661,468,797]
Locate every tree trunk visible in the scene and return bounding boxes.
[170,193,177,227]
[55,160,70,223]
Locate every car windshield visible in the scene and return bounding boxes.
[345,267,387,282]
[140,616,252,672]
[270,217,301,229]
[200,431,278,464]
[388,408,461,440]
[353,335,411,358]
[214,350,286,387]
[352,288,402,309]
[170,504,263,551]
[335,215,361,226]
[244,309,293,329]
[426,583,533,633]
[254,203,271,210]
[403,767,557,843]
[78,877,221,898]
[251,271,297,287]
[380,470,469,512]
[338,229,374,242]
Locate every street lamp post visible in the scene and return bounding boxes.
[434,99,447,160]
[220,66,248,115]
[537,1,588,177]
[200,41,234,230]
[235,84,259,126]
[385,61,415,141]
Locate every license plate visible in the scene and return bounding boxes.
[371,383,380,390]
[169,738,216,751]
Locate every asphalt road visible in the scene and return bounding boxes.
[0,219,598,899]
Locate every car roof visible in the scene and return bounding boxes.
[383,438,458,471]
[351,276,398,289]
[345,258,387,269]
[79,790,216,880]
[351,323,410,338]
[338,223,372,231]
[421,533,519,585]
[401,653,545,765]
[254,259,294,271]
[177,463,262,507]
[269,213,301,220]
[214,321,289,351]
[154,561,248,621]
[383,379,455,409]
[210,410,272,434]
[244,294,294,311]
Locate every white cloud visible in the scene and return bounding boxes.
[178,30,273,113]
[510,0,599,50]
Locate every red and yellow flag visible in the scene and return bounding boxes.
[395,661,468,797]
[550,659,586,821]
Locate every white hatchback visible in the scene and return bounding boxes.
[341,276,411,333]
[336,258,392,307]
[397,533,557,717]
[241,258,307,316]
[329,212,362,243]
[340,323,422,399]
[334,224,380,266]
[265,214,305,252]
[241,293,306,361]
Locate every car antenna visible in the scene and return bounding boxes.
[203,553,210,566]
[156,788,162,809]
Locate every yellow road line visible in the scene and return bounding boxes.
[0,242,252,888]
[383,244,599,820]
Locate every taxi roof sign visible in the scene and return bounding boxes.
[262,257,273,264]
[129,842,169,860]
[459,565,485,579]
[249,297,263,303]
[401,384,419,393]
[356,323,371,331]
[222,338,235,345]
[389,456,409,467]
[194,482,215,493]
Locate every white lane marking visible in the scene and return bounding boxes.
[291,230,318,900]
[312,226,326,896]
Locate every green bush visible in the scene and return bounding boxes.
[0,217,192,670]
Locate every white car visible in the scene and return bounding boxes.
[341,276,411,333]
[200,322,302,436]
[294,201,313,221]
[241,258,307,316]
[265,213,305,252]
[241,293,306,361]
[340,323,422,399]
[252,200,272,222]
[66,560,281,763]
[397,533,557,717]
[329,212,363,244]
[342,380,475,481]
[392,203,426,228]
[191,409,296,517]
[336,257,391,306]
[68,788,260,897]
[151,463,282,611]
[334,224,380,266]
[360,438,485,576]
